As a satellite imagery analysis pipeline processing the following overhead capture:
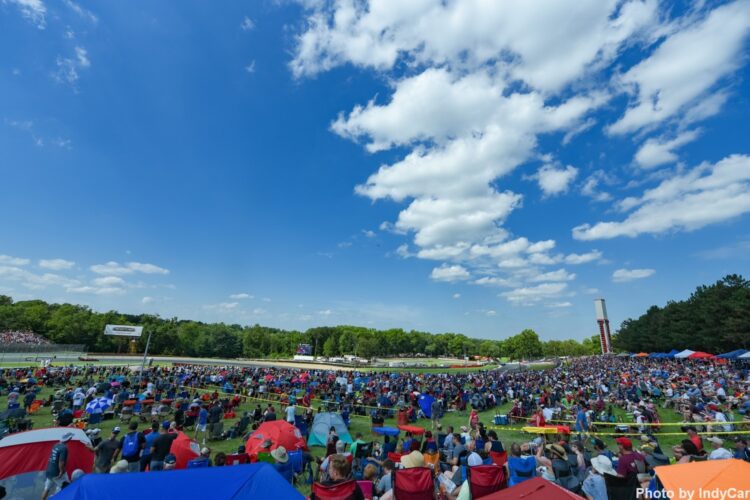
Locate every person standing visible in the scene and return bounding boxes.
[94,428,121,474]
[431,397,442,431]
[119,422,145,472]
[140,422,160,471]
[42,432,73,500]
[150,422,178,471]
[196,405,208,445]
[286,402,296,425]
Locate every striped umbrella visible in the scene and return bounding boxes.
[85,397,113,414]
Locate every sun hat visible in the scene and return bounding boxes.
[591,455,616,476]
[467,452,483,467]
[401,450,425,469]
[271,446,289,463]
[110,460,129,473]
[707,436,724,446]
[112,427,121,434]
[545,444,567,460]
[164,454,176,465]
[60,432,75,442]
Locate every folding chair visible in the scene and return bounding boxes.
[489,451,507,467]
[468,465,505,498]
[357,480,374,500]
[310,479,358,500]
[605,472,639,500]
[288,449,304,474]
[392,467,434,500]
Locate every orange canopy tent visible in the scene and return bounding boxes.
[655,459,750,496]
[635,352,649,357]
[688,351,714,359]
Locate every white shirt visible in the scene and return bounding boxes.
[543,407,554,421]
[709,447,733,460]
[286,406,296,423]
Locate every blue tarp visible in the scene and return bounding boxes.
[717,349,749,359]
[52,463,303,500]
[418,394,435,418]
[372,426,400,437]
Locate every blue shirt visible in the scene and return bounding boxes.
[198,408,208,425]
[143,431,159,458]
[583,473,608,500]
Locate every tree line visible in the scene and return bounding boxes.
[614,274,750,353]
[0,295,599,360]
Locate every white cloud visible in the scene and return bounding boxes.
[564,251,603,265]
[5,0,46,29]
[430,264,471,282]
[0,255,30,266]
[502,282,568,304]
[240,16,255,31]
[62,0,97,23]
[634,129,701,169]
[547,302,573,308]
[474,276,515,288]
[205,302,239,311]
[54,46,91,87]
[580,171,614,202]
[535,164,579,196]
[245,60,256,73]
[0,265,81,290]
[362,229,376,238]
[141,296,154,304]
[229,293,253,300]
[318,309,333,316]
[485,310,497,317]
[612,268,655,282]
[38,258,74,270]
[92,276,125,287]
[452,293,461,299]
[67,285,124,295]
[609,1,750,134]
[529,269,576,282]
[574,154,750,240]
[252,308,266,315]
[90,261,169,275]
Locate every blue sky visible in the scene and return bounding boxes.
[1,0,749,342]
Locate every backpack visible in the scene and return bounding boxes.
[122,432,140,458]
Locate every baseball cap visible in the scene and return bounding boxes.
[112,427,121,434]
[162,421,171,429]
[615,437,632,450]
[164,454,176,465]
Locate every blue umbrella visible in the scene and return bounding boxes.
[85,397,114,414]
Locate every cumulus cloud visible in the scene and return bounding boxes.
[634,129,701,169]
[229,293,253,300]
[564,251,603,265]
[502,282,568,305]
[0,255,30,266]
[38,258,74,270]
[240,16,255,31]
[54,46,90,87]
[574,154,750,240]
[535,164,579,196]
[612,268,655,282]
[431,264,471,282]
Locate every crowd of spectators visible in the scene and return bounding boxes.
[0,330,50,345]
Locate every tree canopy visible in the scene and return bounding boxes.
[614,274,750,353]
[0,295,598,359]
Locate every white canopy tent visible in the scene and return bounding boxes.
[739,351,750,359]
[674,349,696,358]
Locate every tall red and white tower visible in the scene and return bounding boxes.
[594,299,612,354]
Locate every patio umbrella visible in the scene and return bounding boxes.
[85,397,114,414]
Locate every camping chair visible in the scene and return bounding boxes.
[187,458,210,468]
[225,453,249,466]
[468,465,505,498]
[605,472,639,500]
[310,479,358,500]
[51,399,64,415]
[489,451,507,468]
[357,480,374,500]
[423,451,440,475]
[87,413,103,425]
[392,467,434,500]
[288,449,304,474]
[119,406,133,423]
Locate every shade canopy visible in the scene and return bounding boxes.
[53,462,304,500]
[688,351,714,359]
[717,349,749,359]
[655,459,750,497]
[481,477,582,500]
[674,349,695,358]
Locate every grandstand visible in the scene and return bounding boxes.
[0,331,86,363]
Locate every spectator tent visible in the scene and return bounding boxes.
[0,427,94,499]
[674,349,695,358]
[654,459,750,497]
[246,420,308,457]
[54,462,304,500]
[717,349,749,359]
[740,351,750,359]
[307,412,353,447]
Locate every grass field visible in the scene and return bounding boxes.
[1,362,746,496]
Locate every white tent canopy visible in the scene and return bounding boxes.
[740,351,750,359]
[674,349,696,359]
